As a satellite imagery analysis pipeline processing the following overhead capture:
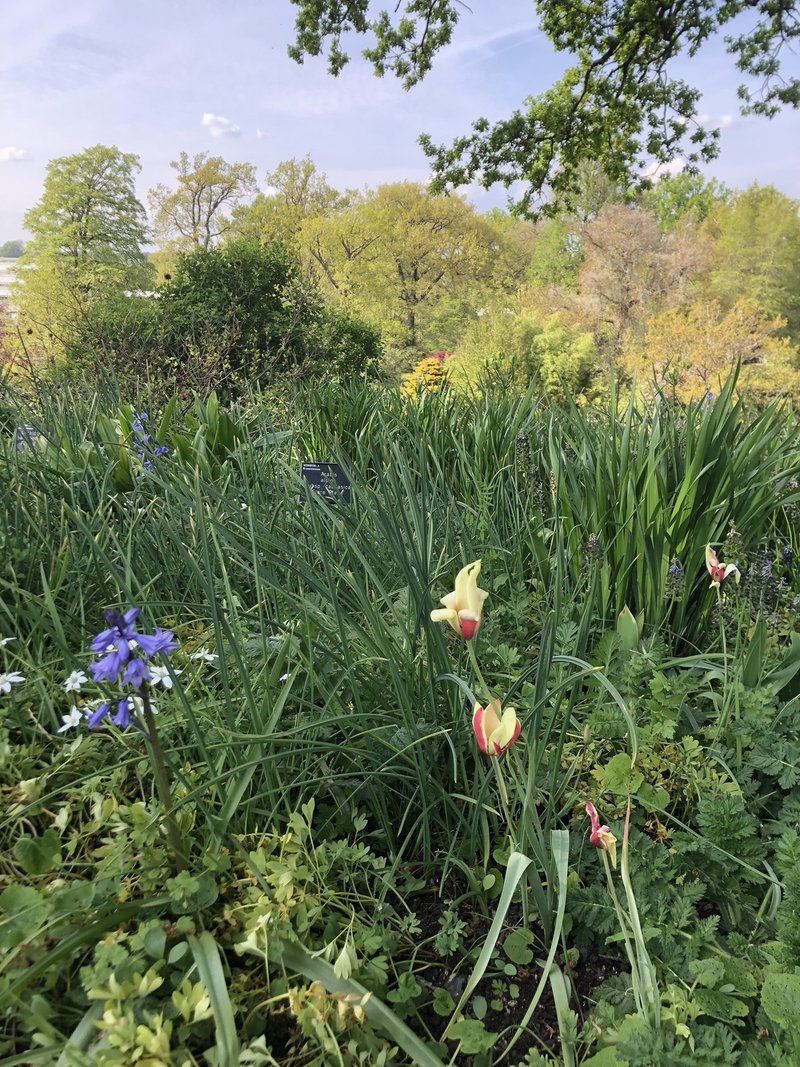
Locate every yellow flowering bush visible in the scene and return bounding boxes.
[400,353,449,397]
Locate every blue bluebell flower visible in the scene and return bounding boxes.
[90,608,141,653]
[85,608,179,730]
[131,410,169,469]
[122,658,150,689]
[87,702,111,728]
[90,648,131,683]
[112,698,132,729]
[131,411,150,442]
[135,627,179,659]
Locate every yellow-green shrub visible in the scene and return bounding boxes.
[400,354,449,397]
[447,303,596,401]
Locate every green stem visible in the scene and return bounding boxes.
[713,587,741,762]
[140,686,187,873]
[601,850,646,1020]
[466,639,494,704]
[492,757,517,847]
[619,799,660,1028]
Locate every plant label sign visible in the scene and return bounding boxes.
[14,425,42,452]
[300,462,351,504]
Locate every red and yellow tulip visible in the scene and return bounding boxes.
[430,560,488,641]
[705,545,741,589]
[472,699,521,756]
[586,801,618,868]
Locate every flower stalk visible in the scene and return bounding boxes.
[140,686,187,873]
[707,550,742,755]
[78,606,187,872]
[466,639,493,705]
[431,560,522,849]
[589,799,660,1030]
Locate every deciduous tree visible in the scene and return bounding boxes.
[304,182,501,361]
[149,152,257,252]
[288,0,799,213]
[620,298,800,403]
[641,172,730,230]
[15,144,151,356]
[574,203,710,354]
[703,185,800,344]
[232,156,351,246]
[299,198,379,298]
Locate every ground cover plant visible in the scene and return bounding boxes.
[1,374,800,1065]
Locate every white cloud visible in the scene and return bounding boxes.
[0,146,29,161]
[644,157,686,179]
[441,22,539,62]
[695,112,738,130]
[256,127,264,140]
[201,112,241,137]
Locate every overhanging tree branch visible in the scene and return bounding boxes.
[287,0,800,215]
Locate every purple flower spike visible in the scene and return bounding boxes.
[84,608,179,727]
[87,702,111,729]
[132,411,149,440]
[90,608,141,653]
[122,658,150,689]
[136,627,179,659]
[112,699,132,728]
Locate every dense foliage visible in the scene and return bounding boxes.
[1,376,800,1064]
[62,240,382,396]
[5,144,799,395]
[288,0,800,213]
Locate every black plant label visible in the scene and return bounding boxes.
[300,462,351,504]
[14,425,41,452]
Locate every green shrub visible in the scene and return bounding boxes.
[66,240,381,397]
[448,303,596,401]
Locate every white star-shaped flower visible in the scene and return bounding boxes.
[149,664,182,689]
[57,708,85,733]
[189,648,218,663]
[63,670,89,693]
[130,695,157,716]
[0,671,25,694]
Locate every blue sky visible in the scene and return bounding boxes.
[1,0,798,241]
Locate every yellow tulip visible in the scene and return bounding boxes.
[430,560,488,641]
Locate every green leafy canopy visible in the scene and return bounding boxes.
[287,0,800,215]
